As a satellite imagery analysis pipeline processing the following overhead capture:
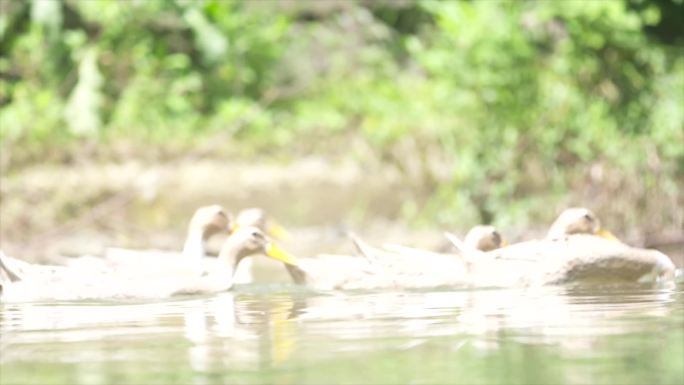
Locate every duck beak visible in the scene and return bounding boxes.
[229,223,240,234]
[501,239,509,247]
[267,221,292,241]
[265,243,299,266]
[595,228,619,241]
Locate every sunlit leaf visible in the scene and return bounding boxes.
[64,48,103,137]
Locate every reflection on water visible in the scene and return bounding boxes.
[1,283,683,385]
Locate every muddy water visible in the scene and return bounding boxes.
[1,283,682,385]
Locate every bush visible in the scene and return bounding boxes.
[1,0,682,230]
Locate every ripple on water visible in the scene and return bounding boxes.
[1,283,683,385]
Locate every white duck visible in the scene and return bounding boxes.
[277,226,506,290]
[305,209,675,289]
[231,207,291,284]
[0,226,298,302]
[62,205,291,283]
[59,205,231,278]
[546,207,618,240]
[465,208,675,286]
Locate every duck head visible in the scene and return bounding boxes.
[233,207,291,241]
[464,225,506,252]
[219,226,298,271]
[547,208,617,240]
[187,205,233,240]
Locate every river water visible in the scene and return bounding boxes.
[1,281,682,385]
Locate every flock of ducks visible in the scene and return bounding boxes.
[0,207,677,302]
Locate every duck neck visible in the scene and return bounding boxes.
[211,238,250,287]
[182,229,207,262]
[0,251,23,282]
[284,263,308,285]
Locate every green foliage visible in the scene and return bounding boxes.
[1,0,291,147]
[1,0,682,229]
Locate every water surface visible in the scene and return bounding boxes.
[1,283,683,385]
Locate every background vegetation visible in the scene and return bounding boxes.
[1,0,682,245]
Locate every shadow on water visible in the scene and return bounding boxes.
[1,282,683,385]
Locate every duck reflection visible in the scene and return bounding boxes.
[172,291,303,376]
[0,283,680,379]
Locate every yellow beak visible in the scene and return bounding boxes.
[267,221,292,242]
[230,223,240,234]
[265,243,299,266]
[595,228,619,241]
[501,239,509,247]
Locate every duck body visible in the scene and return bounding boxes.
[0,251,233,302]
[0,269,240,302]
[313,234,676,290]
[1,253,73,280]
[0,226,297,303]
[58,205,231,279]
[286,241,469,290]
[476,235,676,286]
[286,253,398,290]
[63,207,287,284]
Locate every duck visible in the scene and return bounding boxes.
[466,208,676,286]
[0,226,298,302]
[382,225,506,257]
[473,234,675,286]
[231,207,292,284]
[442,225,507,261]
[63,206,291,283]
[61,205,231,277]
[233,207,291,241]
[0,249,81,283]
[464,225,506,252]
[310,209,676,289]
[442,208,619,263]
[358,235,674,289]
[274,225,508,290]
[271,227,489,290]
[281,233,469,290]
[0,250,22,283]
[476,207,619,265]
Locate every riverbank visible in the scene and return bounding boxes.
[1,157,681,269]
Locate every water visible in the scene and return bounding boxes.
[2,283,683,385]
